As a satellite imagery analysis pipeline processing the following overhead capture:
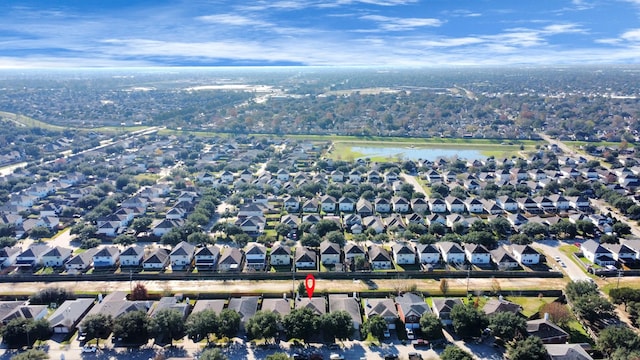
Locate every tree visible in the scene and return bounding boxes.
[363,315,387,341]
[597,326,640,357]
[549,220,577,239]
[131,217,153,233]
[300,233,321,247]
[80,314,114,348]
[187,232,213,245]
[440,278,449,296]
[319,310,354,341]
[573,294,615,322]
[283,307,319,342]
[1,318,51,348]
[613,222,632,236]
[130,283,148,300]
[246,311,281,343]
[218,309,241,338]
[275,223,292,239]
[575,219,596,237]
[199,348,228,360]
[30,226,52,240]
[509,233,531,245]
[565,280,599,301]
[186,309,218,343]
[507,336,549,360]
[314,220,341,237]
[325,230,346,247]
[539,302,572,328]
[419,313,443,340]
[113,234,136,246]
[520,222,548,238]
[488,312,526,341]
[113,310,156,344]
[29,287,71,305]
[153,308,186,346]
[440,345,473,360]
[10,349,48,360]
[450,303,488,339]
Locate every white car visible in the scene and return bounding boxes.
[330,354,345,360]
[81,345,97,353]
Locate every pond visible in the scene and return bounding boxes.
[350,146,487,161]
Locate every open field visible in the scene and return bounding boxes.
[0,111,66,130]
[0,277,569,297]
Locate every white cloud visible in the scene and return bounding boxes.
[360,15,443,31]
[622,29,640,41]
[196,14,271,27]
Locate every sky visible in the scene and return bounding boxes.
[0,0,639,68]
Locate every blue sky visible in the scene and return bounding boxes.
[0,0,639,68]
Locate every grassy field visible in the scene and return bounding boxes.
[508,296,558,318]
[0,111,66,130]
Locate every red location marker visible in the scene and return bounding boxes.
[305,274,316,299]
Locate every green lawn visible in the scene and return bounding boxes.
[507,296,558,318]
[564,320,593,344]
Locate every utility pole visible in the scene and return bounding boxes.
[466,266,471,295]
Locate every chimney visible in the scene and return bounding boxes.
[544,313,549,321]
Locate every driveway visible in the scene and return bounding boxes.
[535,240,588,281]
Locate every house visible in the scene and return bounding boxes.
[330,170,345,182]
[411,198,429,213]
[170,241,195,270]
[356,198,374,216]
[270,242,291,266]
[464,243,491,265]
[49,298,94,334]
[581,240,616,266]
[64,248,99,272]
[320,195,337,213]
[194,245,220,270]
[261,298,291,317]
[97,221,120,237]
[365,298,399,329]
[374,198,391,213]
[544,344,594,360]
[445,196,466,213]
[437,242,465,265]
[302,198,319,213]
[511,244,541,265]
[152,219,184,237]
[368,245,393,270]
[320,240,341,265]
[295,247,317,270]
[490,248,519,269]
[283,196,300,212]
[392,242,416,265]
[280,214,301,229]
[149,296,189,319]
[142,248,170,270]
[295,297,327,316]
[344,242,365,261]
[329,294,362,331]
[0,246,21,268]
[396,293,431,329]
[244,242,267,270]
[431,298,463,325]
[362,216,385,234]
[41,246,72,267]
[483,298,523,316]
[15,244,51,268]
[527,319,570,344]
[496,196,519,212]
[416,244,441,264]
[228,296,259,329]
[120,245,145,267]
[237,216,266,234]
[218,247,244,272]
[93,246,120,268]
[465,198,484,214]
[338,197,356,212]
[392,197,410,213]
[602,243,637,262]
[0,302,48,325]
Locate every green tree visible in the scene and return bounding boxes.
[610,287,640,311]
[565,280,599,301]
[300,233,321,247]
[186,309,218,342]
[314,220,341,237]
[80,314,114,348]
[199,348,228,360]
[282,307,319,342]
[325,230,346,247]
[131,217,153,233]
[507,336,549,360]
[218,309,241,338]
[597,325,640,357]
[30,226,52,240]
[319,310,354,341]
[246,311,281,343]
[275,223,292,239]
[613,222,632,236]
[153,308,186,346]
[363,315,387,341]
[440,345,473,360]
[1,318,51,348]
[573,294,615,322]
[113,234,136,246]
[419,313,443,340]
[509,233,531,245]
[29,287,71,305]
[450,303,489,339]
[113,310,156,344]
[488,312,526,341]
